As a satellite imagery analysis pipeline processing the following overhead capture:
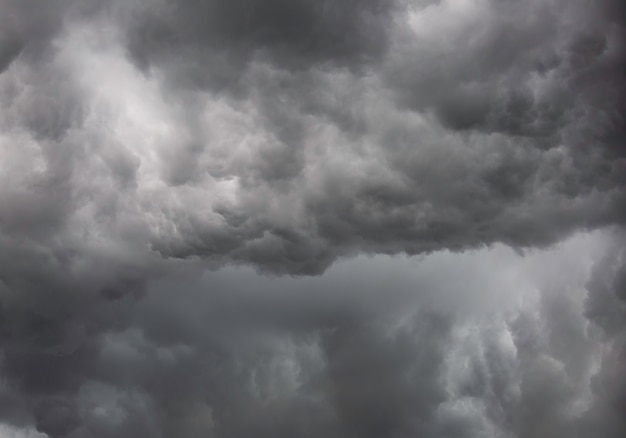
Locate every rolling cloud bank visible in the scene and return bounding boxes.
[0,0,625,436]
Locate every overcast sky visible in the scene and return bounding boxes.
[0,0,625,437]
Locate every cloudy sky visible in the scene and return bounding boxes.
[0,0,625,437]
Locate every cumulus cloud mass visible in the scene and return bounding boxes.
[0,0,625,436]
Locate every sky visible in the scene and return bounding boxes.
[0,0,625,437]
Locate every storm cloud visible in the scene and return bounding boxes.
[0,0,625,436]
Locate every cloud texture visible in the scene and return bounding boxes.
[0,0,625,436]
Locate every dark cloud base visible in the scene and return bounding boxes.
[0,0,625,436]
[3,232,626,438]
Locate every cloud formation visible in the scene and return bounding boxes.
[0,0,625,436]
[4,231,626,437]
[2,0,625,274]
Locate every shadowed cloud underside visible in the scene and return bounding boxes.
[0,0,625,436]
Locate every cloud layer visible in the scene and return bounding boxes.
[3,231,626,437]
[0,0,625,436]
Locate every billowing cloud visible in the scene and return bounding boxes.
[4,230,626,437]
[0,0,625,436]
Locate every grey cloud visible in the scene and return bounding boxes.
[1,234,618,437]
[0,0,625,436]
[1,0,624,276]
[124,0,395,85]
[581,230,626,438]
[386,0,626,159]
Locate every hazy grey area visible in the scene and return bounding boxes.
[0,0,624,436]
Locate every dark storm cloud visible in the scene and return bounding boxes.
[125,0,395,74]
[2,0,624,274]
[2,236,616,438]
[581,230,626,438]
[387,0,626,142]
[119,0,624,274]
[0,0,625,436]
